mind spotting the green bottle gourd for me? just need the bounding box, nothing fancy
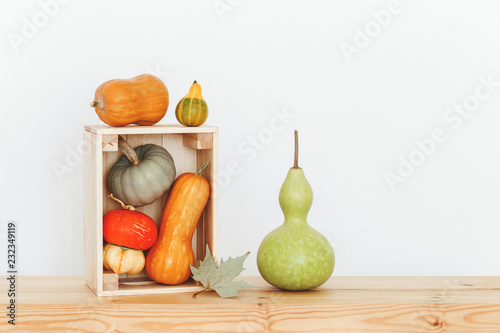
[257,130,335,291]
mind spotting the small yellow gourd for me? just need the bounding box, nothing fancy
[175,81,208,127]
[103,243,145,275]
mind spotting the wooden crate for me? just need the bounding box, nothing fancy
[84,125,218,296]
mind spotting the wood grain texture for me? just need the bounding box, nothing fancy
[183,133,214,149]
[101,134,118,151]
[83,131,94,290]
[197,132,218,260]
[1,277,500,332]
[94,134,104,293]
[102,270,118,291]
[85,124,218,135]
[84,131,103,293]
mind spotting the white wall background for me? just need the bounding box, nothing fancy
[1,0,499,277]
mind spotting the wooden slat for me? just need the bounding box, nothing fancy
[84,131,104,293]
[85,124,218,135]
[162,134,198,181]
[197,132,218,260]
[102,134,118,151]
[1,276,500,332]
[103,270,119,292]
[93,134,104,293]
[210,132,219,259]
[196,152,207,261]
[83,131,94,291]
[183,133,213,149]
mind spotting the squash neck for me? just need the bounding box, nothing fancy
[283,216,308,227]
[187,82,203,99]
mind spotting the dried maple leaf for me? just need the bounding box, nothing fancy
[190,245,254,298]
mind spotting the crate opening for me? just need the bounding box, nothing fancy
[96,130,216,294]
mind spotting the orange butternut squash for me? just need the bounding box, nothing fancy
[91,74,169,127]
[145,163,210,285]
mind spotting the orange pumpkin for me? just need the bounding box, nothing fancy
[91,74,169,127]
[145,163,210,285]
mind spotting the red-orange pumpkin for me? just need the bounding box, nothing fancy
[103,195,158,251]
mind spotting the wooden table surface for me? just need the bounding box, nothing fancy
[1,276,500,332]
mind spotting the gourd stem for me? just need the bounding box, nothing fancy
[196,162,210,176]
[108,193,136,211]
[90,101,98,107]
[293,130,299,168]
[118,136,140,166]
[193,80,197,84]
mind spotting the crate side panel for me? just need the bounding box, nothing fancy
[93,134,104,292]
[210,132,219,259]
[84,131,95,290]
[85,131,103,293]
[196,132,219,260]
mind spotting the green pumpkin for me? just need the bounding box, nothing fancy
[107,137,176,207]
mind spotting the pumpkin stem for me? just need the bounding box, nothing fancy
[108,193,136,211]
[90,101,98,107]
[193,80,197,84]
[196,162,209,176]
[118,136,140,166]
[293,130,299,168]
